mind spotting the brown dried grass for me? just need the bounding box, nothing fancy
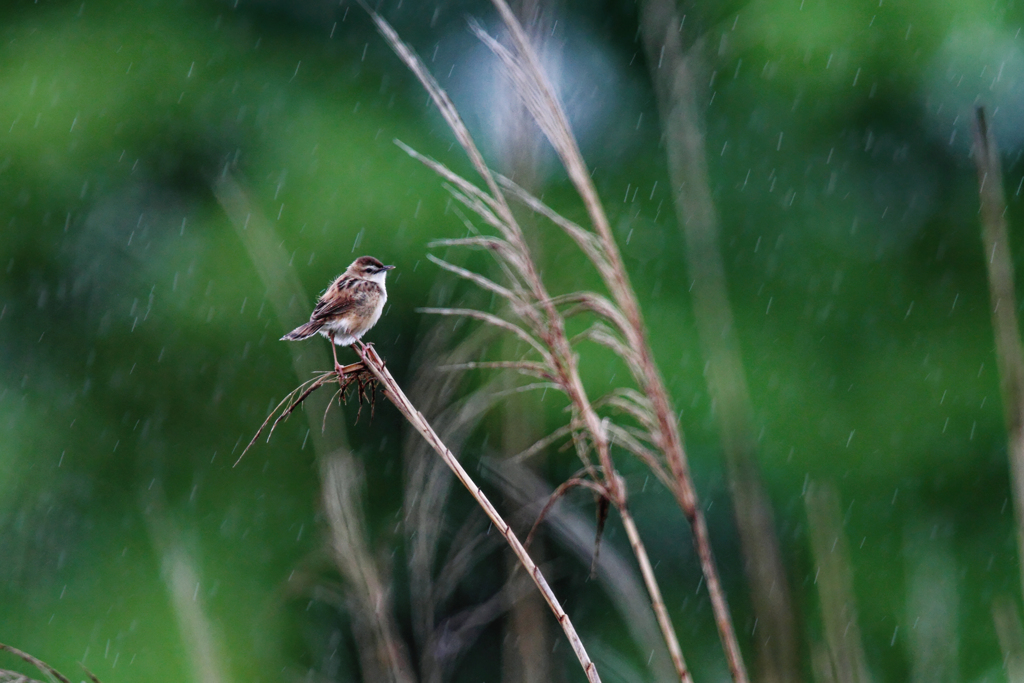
[363,1,750,681]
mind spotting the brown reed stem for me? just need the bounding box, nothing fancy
[322,455,416,683]
[616,487,692,683]
[366,4,621,513]
[804,482,871,683]
[366,4,734,679]
[972,107,1024,602]
[992,597,1024,683]
[0,643,74,683]
[638,1,798,680]
[358,346,601,683]
[485,2,749,679]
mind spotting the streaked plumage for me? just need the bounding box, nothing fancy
[282,255,395,372]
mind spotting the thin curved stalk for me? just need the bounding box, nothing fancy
[617,503,692,683]
[359,346,602,683]
[0,644,73,683]
[483,3,749,679]
[973,107,1024,603]
[365,4,718,681]
[418,307,550,359]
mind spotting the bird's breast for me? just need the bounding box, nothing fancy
[367,288,386,328]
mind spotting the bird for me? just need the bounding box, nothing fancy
[281,255,395,374]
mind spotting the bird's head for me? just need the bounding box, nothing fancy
[348,255,396,283]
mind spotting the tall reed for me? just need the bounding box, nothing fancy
[638,1,798,680]
[364,2,750,681]
[972,107,1024,602]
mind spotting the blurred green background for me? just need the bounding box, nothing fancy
[2,0,1022,681]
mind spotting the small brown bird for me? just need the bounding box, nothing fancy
[282,255,395,374]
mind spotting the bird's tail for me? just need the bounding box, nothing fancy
[281,321,323,341]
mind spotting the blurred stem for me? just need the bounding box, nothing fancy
[617,491,692,682]
[804,482,871,683]
[502,342,554,683]
[0,643,73,683]
[322,455,416,683]
[993,597,1024,683]
[503,552,553,683]
[489,461,678,681]
[904,519,959,683]
[638,2,800,682]
[213,173,414,683]
[971,108,1024,602]
[147,516,231,683]
[501,3,554,676]
[358,345,602,683]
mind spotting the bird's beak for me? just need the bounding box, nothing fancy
[382,265,396,271]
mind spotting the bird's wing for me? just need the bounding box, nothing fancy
[309,278,378,321]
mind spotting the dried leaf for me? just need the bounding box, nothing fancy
[525,476,608,551]
[497,175,611,275]
[548,291,632,340]
[509,424,574,463]
[437,360,555,382]
[604,422,672,488]
[591,494,610,579]
[0,644,72,683]
[419,307,549,359]
[426,254,519,303]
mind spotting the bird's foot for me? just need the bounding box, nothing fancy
[352,342,376,368]
[357,341,376,362]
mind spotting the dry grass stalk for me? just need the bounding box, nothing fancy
[992,597,1024,682]
[322,454,417,683]
[804,482,872,683]
[400,326,521,682]
[0,644,72,683]
[365,2,753,680]
[232,361,371,467]
[637,2,798,681]
[0,643,102,683]
[490,461,680,681]
[214,174,412,683]
[972,107,1024,601]
[356,344,601,683]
